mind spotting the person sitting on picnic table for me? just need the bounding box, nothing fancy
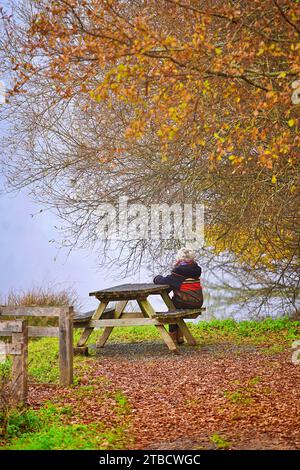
[153,247,203,344]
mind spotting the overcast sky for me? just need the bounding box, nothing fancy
[0,186,108,309]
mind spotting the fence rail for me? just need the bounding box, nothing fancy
[0,306,73,388]
[0,306,65,317]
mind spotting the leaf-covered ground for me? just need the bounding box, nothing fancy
[27,343,300,450]
[2,319,300,450]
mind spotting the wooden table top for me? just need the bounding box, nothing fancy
[89,283,170,301]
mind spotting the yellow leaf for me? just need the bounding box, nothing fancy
[288,119,295,127]
[271,175,277,184]
[215,48,222,55]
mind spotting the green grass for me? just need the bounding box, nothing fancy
[224,389,253,406]
[0,358,12,379]
[92,316,300,346]
[223,376,272,407]
[74,325,161,346]
[4,408,43,438]
[1,402,132,450]
[210,433,231,450]
[104,317,300,356]
[6,423,128,450]
[113,391,131,416]
[25,318,300,385]
[28,338,59,383]
[190,317,300,346]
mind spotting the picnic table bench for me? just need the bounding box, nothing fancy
[74,283,205,354]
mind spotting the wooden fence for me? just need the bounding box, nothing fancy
[0,320,28,403]
[0,306,73,388]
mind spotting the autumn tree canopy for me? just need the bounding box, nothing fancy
[0,0,299,313]
[2,0,300,165]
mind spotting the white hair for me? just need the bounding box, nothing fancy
[175,247,196,262]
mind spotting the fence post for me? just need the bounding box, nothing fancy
[59,306,73,386]
[11,319,28,404]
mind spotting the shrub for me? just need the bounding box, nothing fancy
[4,286,79,309]
[0,285,80,327]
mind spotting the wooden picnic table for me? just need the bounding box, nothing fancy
[75,283,204,354]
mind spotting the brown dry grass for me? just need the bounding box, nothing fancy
[0,286,80,326]
[4,286,78,308]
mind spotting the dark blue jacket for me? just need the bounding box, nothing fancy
[153,261,203,308]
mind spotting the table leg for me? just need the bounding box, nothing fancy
[138,298,179,353]
[160,291,184,344]
[137,298,156,318]
[176,318,197,346]
[160,290,175,310]
[77,301,108,347]
[155,325,180,353]
[96,300,128,348]
[160,292,197,346]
